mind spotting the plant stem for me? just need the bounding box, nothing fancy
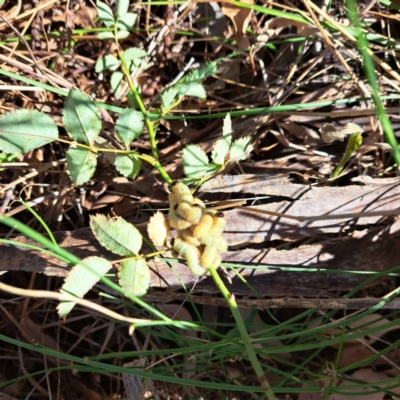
[208,266,276,398]
[118,51,172,184]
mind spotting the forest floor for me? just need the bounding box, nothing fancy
[1,0,400,399]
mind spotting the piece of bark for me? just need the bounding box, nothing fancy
[1,176,399,298]
[202,175,400,243]
[1,227,398,297]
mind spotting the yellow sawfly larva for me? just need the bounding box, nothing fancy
[179,227,201,247]
[192,213,214,238]
[173,238,207,276]
[176,202,202,224]
[170,181,193,205]
[210,211,226,236]
[199,234,228,252]
[200,245,222,269]
[192,198,206,210]
[168,206,192,230]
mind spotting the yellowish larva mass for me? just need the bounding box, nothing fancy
[167,182,227,275]
[173,238,207,276]
[179,227,201,247]
[192,213,214,238]
[171,181,193,204]
[168,206,191,229]
[199,234,228,252]
[176,202,202,224]
[200,245,221,269]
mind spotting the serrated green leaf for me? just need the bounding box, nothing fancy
[117,12,137,30]
[111,71,124,95]
[95,55,119,73]
[98,31,115,40]
[96,1,115,27]
[115,109,144,148]
[184,62,217,83]
[182,144,214,179]
[161,87,179,111]
[178,82,206,99]
[62,88,101,145]
[57,256,112,318]
[0,109,58,154]
[116,30,130,39]
[119,258,150,297]
[124,47,147,61]
[66,147,97,185]
[229,136,253,161]
[115,153,141,179]
[212,114,232,164]
[90,214,142,256]
[116,0,129,17]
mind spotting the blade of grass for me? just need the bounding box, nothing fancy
[346,0,400,169]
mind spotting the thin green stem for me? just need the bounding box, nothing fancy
[346,0,400,169]
[208,266,275,398]
[118,51,172,184]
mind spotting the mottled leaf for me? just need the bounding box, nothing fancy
[66,147,97,185]
[115,108,144,148]
[229,136,253,161]
[90,214,142,256]
[95,54,119,73]
[212,114,232,165]
[57,256,112,318]
[182,144,213,178]
[62,88,101,145]
[96,0,114,27]
[115,153,141,179]
[0,109,58,154]
[119,258,150,297]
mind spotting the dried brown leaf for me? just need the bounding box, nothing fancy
[319,122,363,143]
[147,211,169,247]
[221,0,254,49]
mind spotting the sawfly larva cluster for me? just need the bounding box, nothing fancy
[168,182,227,276]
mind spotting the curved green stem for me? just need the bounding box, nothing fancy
[208,266,275,398]
[118,50,172,184]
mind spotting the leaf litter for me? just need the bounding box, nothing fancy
[1,0,400,398]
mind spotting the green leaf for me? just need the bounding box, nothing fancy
[96,1,115,27]
[90,214,143,256]
[115,108,144,149]
[115,108,144,148]
[66,147,97,185]
[116,0,129,17]
[175,62,217,100]
[182,144,214,179]
[98,31,115,40]
[110,71,124,96]
[117,12,137,30]
[115,153,141,179]
[229,137,253,161]
[0,109,58,154]
[57,256,112,318]
[184,62,217,83]
[95,55,119,73]
[124,47,147,61]
[62,88,102,145]
[331,132,363,180]
[119,258,150,297]
[212,114,232,164]
[178,82,206,99]
[116,30,130,39]
[161,87,179,111]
